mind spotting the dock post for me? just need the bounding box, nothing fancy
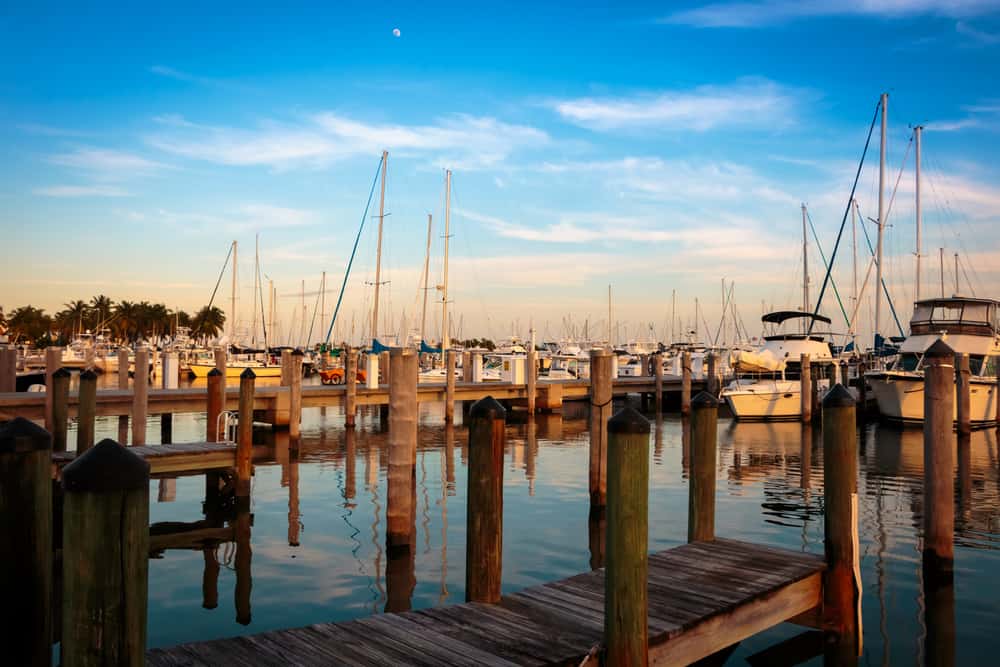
[821,384,859,643]
[706,352,717,395]
[688,392,718,542]
[800,354,812,424]
[77,368,98,453]
[62,439,149,667]
[445,348,456,423]
[381,350,391,386]
[161,351,178,443]
[52,367,71,452]
[955,352,971,436]
[589,348,614,508]
[118,348,130,442]
[345,346,357,427]
[132,347,149,446]
[526,346,537,414]
[387,348,418,553]
[202,547,219,609]
[0,346,16,392]
[924,340,955,573]
[206,368,223,442]
[653,352,663,412]
[466,396,506,603]
[681,351,692,416]
[0,418,52,667]
[290,349,304,438]
[279,348,292,386]
[857,360,867,412]
[605,407,650,667]
[462,350,472,382]
[234,510,252,625]
[236,368,256,500]
[44,346,61,431]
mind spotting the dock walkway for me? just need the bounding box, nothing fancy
[52,442,237,477]
[147,538,824,666]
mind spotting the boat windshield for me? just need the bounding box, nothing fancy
[895,353,921,372]
[911,301,996,334]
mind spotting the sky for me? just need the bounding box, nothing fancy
[3,1,1000,346]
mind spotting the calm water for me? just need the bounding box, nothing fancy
[69,385,1000,665]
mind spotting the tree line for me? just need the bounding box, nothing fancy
[0,295,226,346]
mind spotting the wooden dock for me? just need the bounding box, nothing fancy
[146,538,824,666]
[51,442,238,478]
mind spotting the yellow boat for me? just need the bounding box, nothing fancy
[188,362,283,378]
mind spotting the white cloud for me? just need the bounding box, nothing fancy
[49,147,169,178]
[925,100,1000,132]
[662,1,1000,29]
[131,204,320,233]
[34,185,130,197]
[550,79,800,132]
[145,112,548,170]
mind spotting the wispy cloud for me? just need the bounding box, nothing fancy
[17,123,91,137]
[925,99,1000,132]
[49,147,169,177]
[34,185,130,198]
[131,203,320,233]
[956,19,1000,44]
[145,112,548,170]
[662,1,1000,28]
[550,79,801,132]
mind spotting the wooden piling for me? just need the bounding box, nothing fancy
[445,348,456,423]
[380,350,391,386]
[678,352,692,416]
[62,439,149,667]
[923,340,955,572]
[118,349,130,443]
[688,392,718,543]
[857,360,867,411]
[345,346,357,427]
[821,384,859,641]
[290,349,304,438]
[77,368,98,453]
[0,418,53,666]
[462,350,473,383]
[589,349,614,508]
[387,348,418,553]
[236,368,256,499]
[653,352,663,412]
[0,346,16,392]
[45,346,61,431]
[160,351,178,443]
[52,367,71,452]
[202,547,219,610]
[234,510,252,625]
[706,352,717,395]
[280,349,292,386]
[955,352,971,436]
[800,354,812,424]
[465,396,506,603]
[605,407,650,667]
[132,347,149,446]
[526,346,537,414]
[206,368,223,442]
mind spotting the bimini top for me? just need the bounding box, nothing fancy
[761,311,832,326]
[910,296,999,337]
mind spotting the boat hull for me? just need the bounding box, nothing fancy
[189,363,283,378]
[723,385,802,421]
[869,372,998,425]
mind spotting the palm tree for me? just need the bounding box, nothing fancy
[89,294,114,330]
[191,306,226,340]
[7,306,53,345]
[114,301,139,342]
[62,299,89,337]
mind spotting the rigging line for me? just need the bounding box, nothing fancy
[257,261,268,350]
[857,207,906,337]
[805,208,851,328]
[883,132,914,227]
[325,155,385,345]
[305,274,324,349]
[809,98,880,335]
[206,242,234,311]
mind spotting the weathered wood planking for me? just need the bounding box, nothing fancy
[0,377,705,421]
[147,539,824,667]
[52,442,238,478]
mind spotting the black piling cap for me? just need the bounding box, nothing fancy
[924,339,954,359]
[62,438,150,493]
[80,368,98,381]
[691,391,719,409]
[208,368,222,377]
[0,417,53,453]
[608,406,650,434]
[292,348,304,357]
[470,395,506,421]
[240,368,257,380]
[822,383,856,408]
[52,367,71,379]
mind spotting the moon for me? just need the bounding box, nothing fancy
[392,28,401,37]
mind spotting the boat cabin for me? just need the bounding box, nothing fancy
[892,297,1000,376]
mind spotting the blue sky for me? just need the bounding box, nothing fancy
[3,1,1000,345]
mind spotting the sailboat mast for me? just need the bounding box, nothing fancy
[372,150,388,342]
[320,271,327,338]
[268,280,274,346]
[915,125,923,301]
[671,289,676,343]
[954,253,959,295]
[607,284,612,347]
[801,203,809,318]
[230,239,238,341]
[441,170,452,353]
[940,247,945,297]
[252,235,260,347]
[421,214,432,344]
[851,199,858,337]
[875,92,888,346]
